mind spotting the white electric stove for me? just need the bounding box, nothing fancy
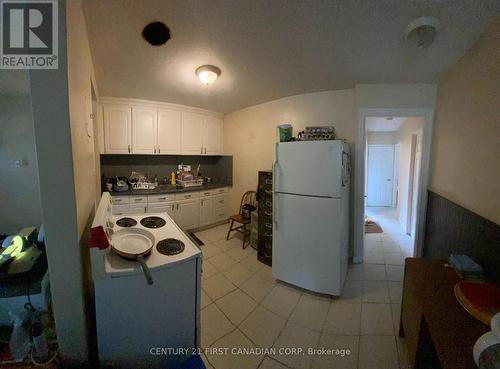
[90,192,202,368]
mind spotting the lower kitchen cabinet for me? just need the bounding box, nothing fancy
[175,199,200,230]
[199,197,214,227]
[129,204,147,214]
[147,202,176,220]
[110,187,229,230]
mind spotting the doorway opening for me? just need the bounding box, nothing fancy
[363,116,426,258]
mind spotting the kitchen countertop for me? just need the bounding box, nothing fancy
[108,182,232,196]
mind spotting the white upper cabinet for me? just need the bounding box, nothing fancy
[203,116,223,155]
[101,98,223,156]
[181,112,204,155]
[104,105,132,154]
[157,109,181,154]
[132,107,157,154]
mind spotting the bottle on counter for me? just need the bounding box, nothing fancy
[171,172,176,185]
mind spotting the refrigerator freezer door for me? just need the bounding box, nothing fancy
[275,141,343,198]
[272,193,346,295]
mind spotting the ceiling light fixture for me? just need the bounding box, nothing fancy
[196,65,221,85]
[406,16,440,49]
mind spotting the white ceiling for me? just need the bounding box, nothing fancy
[82,1,500,113]
[366,117,407,132]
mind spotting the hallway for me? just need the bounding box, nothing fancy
[365,206,413,256]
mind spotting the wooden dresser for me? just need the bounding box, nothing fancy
[400,258,489,369]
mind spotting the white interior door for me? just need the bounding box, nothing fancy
[104,105,131,154]
[132,107,157,154]
[203,116,223,155]
[181,112,204,155]
[157,109,181,154]
[367,145,395,207]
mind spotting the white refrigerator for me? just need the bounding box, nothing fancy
[272,140,350,296]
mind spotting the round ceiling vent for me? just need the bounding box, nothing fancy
[142,22,170,46]
[406,16,440,49]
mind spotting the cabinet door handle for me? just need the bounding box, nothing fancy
[158,147,161,154]
[154,147,156,154]
[158,197,166,200]
[200,147,203,154]
[204,147,207,155]
[176,203,179,210]
[201,199,204,206]
[128,144,131,153]
[171,204,175,211]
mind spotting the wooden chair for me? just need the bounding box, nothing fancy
[226,191,257,249]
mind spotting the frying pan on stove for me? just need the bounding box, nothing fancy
[110,228,154,285]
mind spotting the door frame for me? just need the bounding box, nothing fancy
[366,144,395,207]
[407,130,423,237]
[393,143,400,208]
[353,108,434,263]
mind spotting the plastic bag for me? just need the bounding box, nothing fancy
[8,312,31,362]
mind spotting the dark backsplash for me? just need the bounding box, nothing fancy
[423,191,500,281]
[100,154,233,185]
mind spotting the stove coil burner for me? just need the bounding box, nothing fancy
[116,217,137,227]
[140,216,166,229]
[156,238,185,256]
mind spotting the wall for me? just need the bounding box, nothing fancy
[395,118,424,231]
[66,0,101,362]
[355,84,437,110]
[430,18,500,225]
[100,154,233,186]
[0,84,43,233]
[29,0,89,364]
[223,89,356,214]
[67,0,100,238]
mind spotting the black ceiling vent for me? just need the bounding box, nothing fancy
[142,22,170,46]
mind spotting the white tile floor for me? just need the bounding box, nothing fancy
[194,207,413,369]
